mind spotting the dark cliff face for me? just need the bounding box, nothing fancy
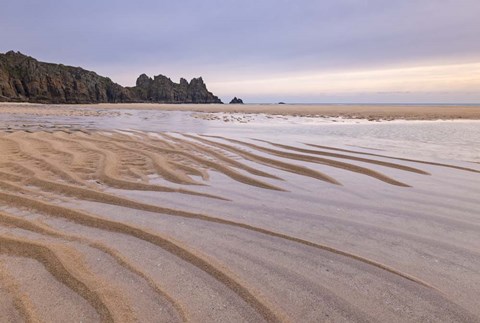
[0,51,132,103]
[0,51,222,104]
[129,74,222,104]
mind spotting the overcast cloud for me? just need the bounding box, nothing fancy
[1,0,479,102]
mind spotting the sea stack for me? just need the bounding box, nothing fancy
[229,97,244,104]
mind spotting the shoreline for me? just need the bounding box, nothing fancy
[1,102,480,120]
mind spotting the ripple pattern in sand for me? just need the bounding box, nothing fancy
[0,130,479,322]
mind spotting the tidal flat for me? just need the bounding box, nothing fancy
[0,103,479,322]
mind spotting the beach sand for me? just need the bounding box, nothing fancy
[0,104,479,322]
[2,102,480,120]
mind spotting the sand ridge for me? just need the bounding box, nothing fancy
[0,129,479,322]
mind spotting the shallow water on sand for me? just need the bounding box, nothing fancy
[1,108,479,162]
[0,106,479,322]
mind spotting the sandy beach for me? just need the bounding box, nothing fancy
[2,102,480,120]
[82,103,480,120]
[0,104,479,322]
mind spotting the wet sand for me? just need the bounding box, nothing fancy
[0,105,479,322]
[70,103,480,120]
[2,102,480,120]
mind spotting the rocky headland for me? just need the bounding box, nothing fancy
[0,51,222,104]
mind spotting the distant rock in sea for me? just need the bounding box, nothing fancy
[278,102,286,104]
[0,51,222,104]
[229,97,244,104]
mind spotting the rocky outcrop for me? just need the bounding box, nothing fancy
[129,74,222,103]
[0,51,132,103]
[0,51,222,104]
[229,97,244,104]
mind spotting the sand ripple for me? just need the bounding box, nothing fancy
[0,130,478,322]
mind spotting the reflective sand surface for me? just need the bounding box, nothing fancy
[0,105,479,322]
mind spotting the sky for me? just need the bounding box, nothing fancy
[1,0,480,103]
